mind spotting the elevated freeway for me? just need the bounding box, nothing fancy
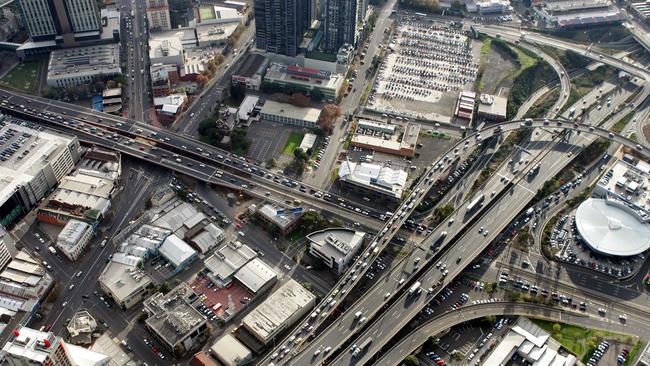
[476,25,650,81]
[374,301,650,366]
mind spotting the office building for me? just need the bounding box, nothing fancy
[0,325,110,365]
[260,100,321,128]
[254,0,311,56]
[146,0,171,31]
[308,228,365,274]
[264,63,344,99]
[143,283,208,356]
[46,44,121,87]
[324,0,360,51]
[241,279,315,345]
[476,94,508,122]
[351,120,420,157]
[99,261,153,309]
[231,53,269,90]
[18,0,101,42]
[0,228,16,271]
[56,219,92,261]
[0,250,54,307]
[256,203,304,236]
[0,120,80,228]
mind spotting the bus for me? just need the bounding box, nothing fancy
[466,194,485,213]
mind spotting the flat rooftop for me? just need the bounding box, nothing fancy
[144,284,206,347]
[98,261,152,304]
[338,161,408,199]
[242,279,315,342]
[307,228,365,260]
[597,159,650,212]
[260,100,321,124]
[265,62,343,91]
[47,44,121,80]
[257,204,303,229]
[0,121,75,204]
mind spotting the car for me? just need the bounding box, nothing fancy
[76,271,83,277]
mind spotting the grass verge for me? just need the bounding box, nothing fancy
[0,60,43,94]
[282,132,304,155]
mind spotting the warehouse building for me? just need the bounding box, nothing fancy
[210,334,252,366]
[46,44,121,87]
[144,283,208,355]
[260,100,322,128]
[241,279,315,345]
[233,258,277,294]
[158,234,198,273]
[535,0,622,28]
[204,240,257,288]
[337,160,408,201]
[0,120,80,228]
[308,228,365,274]
[56,219,93,261]
[482,317,576,365]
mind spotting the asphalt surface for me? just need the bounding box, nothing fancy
[375,301,650,366]
[121,0,149,122]
[301,65,649,365]
[19,161,169,365]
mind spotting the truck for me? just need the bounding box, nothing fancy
[525,207,534,216]
[48,246,57,255]
[466,194,485,213]
[408,281,422,295]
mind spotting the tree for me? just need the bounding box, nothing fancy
[318,104,342,133]
[552,323,562,333]
[196,74,209,86]
[159,282,172,294]
[403,355,420,366]
[230,84,245,102]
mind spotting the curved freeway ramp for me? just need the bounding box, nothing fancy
[371,302,643,366]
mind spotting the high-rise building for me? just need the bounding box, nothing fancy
[0,326,110,365]
[1,326,72,365]
[324,0,360,51]
[17,0,101,43]
[357,0,368,24]
[254,0,311,57]
[0,227,16,271]
[146,0,171,31]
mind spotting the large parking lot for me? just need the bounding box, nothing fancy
[367,21,479,121]
[247,121,303,164]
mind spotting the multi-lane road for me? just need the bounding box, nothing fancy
[375,301,650,366]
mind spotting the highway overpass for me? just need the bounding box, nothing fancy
[373,302,648,366]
